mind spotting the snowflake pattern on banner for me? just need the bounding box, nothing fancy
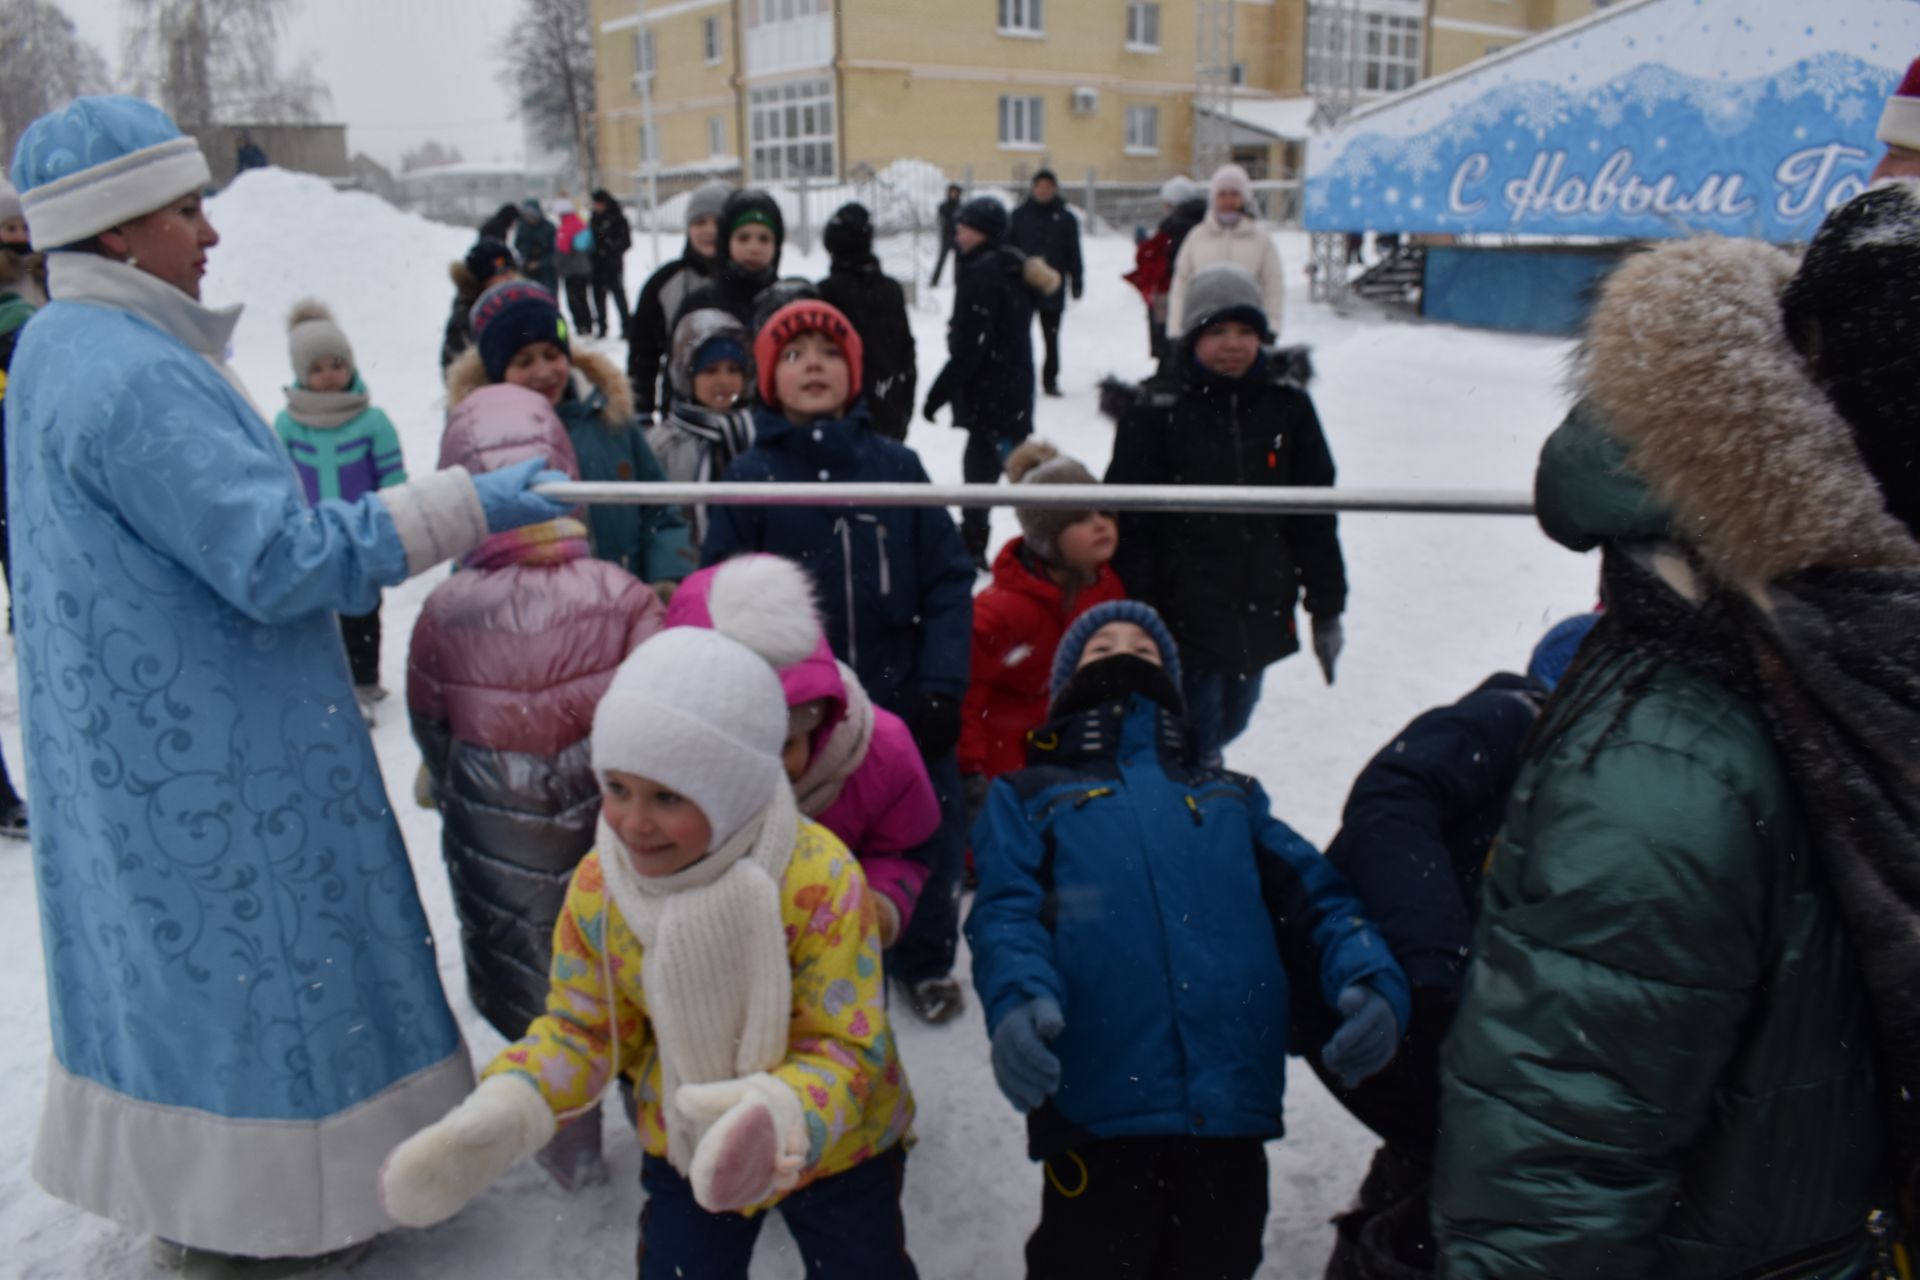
[1306,55,1897,242]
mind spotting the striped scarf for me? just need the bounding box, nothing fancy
[461,517,591,570]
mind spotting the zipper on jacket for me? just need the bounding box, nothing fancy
[834,516,859,671]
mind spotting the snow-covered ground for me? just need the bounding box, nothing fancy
[3,170,1596,1278]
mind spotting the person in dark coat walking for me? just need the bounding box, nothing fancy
[627,179,730,417]
[513,197,558,293]
[479,201,521,244]
[924,195,1061,566]
[674,187,785,338]
[587,189,632,338]
[441,238,518,373]
[1007,170,1082,397]
[929,182,962,286]
[1303,614,1598,1280]
[818,201,916,441]
[1103,263,1346,769]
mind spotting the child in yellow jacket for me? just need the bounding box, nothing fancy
[380,627,917,1278]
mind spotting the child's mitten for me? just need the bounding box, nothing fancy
[990,996,1065,1113]
[678,1072,808,1213]
[379,1075,557,1227]
[1321,983,1400,1087]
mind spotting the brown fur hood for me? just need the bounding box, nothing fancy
[1579,235,1920,586]
[445,345,635,426]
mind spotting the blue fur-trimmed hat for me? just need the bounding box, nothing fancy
[470,279,568,382]
[10,96,210,250]
[1527,612,1600,690]
[1051,600,1182,695]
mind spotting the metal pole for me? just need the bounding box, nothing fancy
[534,480,1534,517]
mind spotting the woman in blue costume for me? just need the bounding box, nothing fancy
[7,97,570,1265]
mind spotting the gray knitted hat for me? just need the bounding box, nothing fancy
[1007,439,1100,564]
[287,299,353,381]
[1182,263,1271,340]
[686,180,732,228]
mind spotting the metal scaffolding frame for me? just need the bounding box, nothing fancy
[1192,0,1238,178]
[1308,0,1364,308]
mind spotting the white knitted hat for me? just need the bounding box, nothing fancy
[591,628,788,848]
[287,299,353,379]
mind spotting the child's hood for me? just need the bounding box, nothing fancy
[445,345,634,428]
[667,307,748,402]
[439,382,582,481]
[666,556,850,730]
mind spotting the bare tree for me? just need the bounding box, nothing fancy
[497,0,598,186]
[0,0,113,165]
[401,140,466,174]
[122,0,331,127]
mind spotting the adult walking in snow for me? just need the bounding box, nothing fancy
[1007,169,1082,397]
[1166,164,1285,342]
[588,187,633,338]
[6,96,571,1268]
[554,197,595,337]
[513,196,558,293]
[818,201,917,440]
[929,181,962,286]
[1124,175,1205,362]
[1435,188,1920,1278]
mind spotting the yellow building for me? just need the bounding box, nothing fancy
[589,0,1605,197]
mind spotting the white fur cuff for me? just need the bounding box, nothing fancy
[379,466,488,577]
[1881,97,1920,152]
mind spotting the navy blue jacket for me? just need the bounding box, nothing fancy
[926,242,1038,441]
[1324,672,1545,992]
[702,402,974,712]
[968,694,1411,1159]
[1008,196,1082,315]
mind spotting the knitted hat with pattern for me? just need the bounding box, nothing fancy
[753,298,864,409]
[470,279,569,382]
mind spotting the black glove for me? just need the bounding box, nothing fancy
[1311,615,1345,686]
[904,691,962,759]
[1071,280,1084,301]
[922,399,942,424]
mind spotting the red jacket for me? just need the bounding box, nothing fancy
[959,537,1127,779]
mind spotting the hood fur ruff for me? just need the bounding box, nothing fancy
[1580,236,1920,586]
[444,345,634,426]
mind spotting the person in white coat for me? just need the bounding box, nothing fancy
[1166,164,1285,341]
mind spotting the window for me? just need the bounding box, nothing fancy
[748,77,835,180]
[634,29,656,78]
[703,15,722,63]
[708,114,727,156]
[745,0,827,26]
[998,0,1043,36]
[1306,2,1422,96]
[1126,1,1160,49]
[998,94,1045,148]
[1125,104,1160,154]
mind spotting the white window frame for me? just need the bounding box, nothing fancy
[707,114,727,156]
[745,0,826,27]
[997,0,1044,38]
[703,15,723,64]
[1306,0,1423,97]
[998,94,1046,150]
[1124,103,1160,155]
[748,77,836,180]
[1125,2,1161,51]
[634,29,656,80]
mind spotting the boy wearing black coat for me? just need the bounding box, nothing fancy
[818,202,917,441]
[587,189,632,339]
[627,179,729,417]
[1104,263,1347,768]
[1007,169,1082,397]
[924,195,1062,566]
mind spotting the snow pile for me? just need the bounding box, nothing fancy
[1,173,1595,1278]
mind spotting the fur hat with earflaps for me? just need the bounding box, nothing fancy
[1006,440,1100,566]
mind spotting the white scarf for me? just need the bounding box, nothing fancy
[597,782,799,1171]
[792,660,875,817]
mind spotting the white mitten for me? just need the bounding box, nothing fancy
[677,1072,808,1213]
[379,1074,558,1228]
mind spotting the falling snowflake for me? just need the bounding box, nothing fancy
[1776,52,1872,110]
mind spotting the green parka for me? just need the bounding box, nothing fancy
[1434,245,1886,1280]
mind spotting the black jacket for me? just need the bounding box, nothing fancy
[589,202,632,273]
[818,257,917,441]
[1103,350,1346,675]
[1162,195,1208,265]
[513,216,558,292]
[937,195,961,237]
[926,242,1045,441]
[626,246,716,415]
[1008,196,1082,314]
[1323,672,1545,993]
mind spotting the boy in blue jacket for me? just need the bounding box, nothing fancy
[704,298,978,1024]
[967,599,1409,1280]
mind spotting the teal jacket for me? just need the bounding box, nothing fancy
[272,374,406,505]
[1433,407,1881,1279]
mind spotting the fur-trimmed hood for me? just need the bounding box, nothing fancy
[1575,236,1920,586]
[444,345,634,427]
[1097,344,1314,423]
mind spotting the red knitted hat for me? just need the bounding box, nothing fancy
[754,299,863,410]
[1882,56,1920,152]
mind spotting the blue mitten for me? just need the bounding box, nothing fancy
[991,997,1065,1113]
[472,456,572,534]
[1321,984,1400,1087]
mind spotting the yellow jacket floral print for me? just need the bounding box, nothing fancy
[483,819,913,1209]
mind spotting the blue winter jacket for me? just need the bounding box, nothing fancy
[702,402,975,712]
[1324,672,1545,992]
[967,694,1411,1159]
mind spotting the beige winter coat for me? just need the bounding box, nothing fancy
[1166,211,1286,339]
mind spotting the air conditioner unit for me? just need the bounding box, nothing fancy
[1071,86,1099,115]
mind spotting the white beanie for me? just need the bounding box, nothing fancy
[1211,163,1252,204]
[1159,174,1197,205]
[591,628,789,848]
[287,299,353,379]
[0,182,22,226]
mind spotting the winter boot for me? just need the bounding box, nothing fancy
[900,975,965,1024]
[153,1238,374,1278]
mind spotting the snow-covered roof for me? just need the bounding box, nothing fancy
[1199,96,1320,142]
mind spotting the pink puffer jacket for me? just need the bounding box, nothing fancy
[409,384,666,1037]
[668,556,937,936]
